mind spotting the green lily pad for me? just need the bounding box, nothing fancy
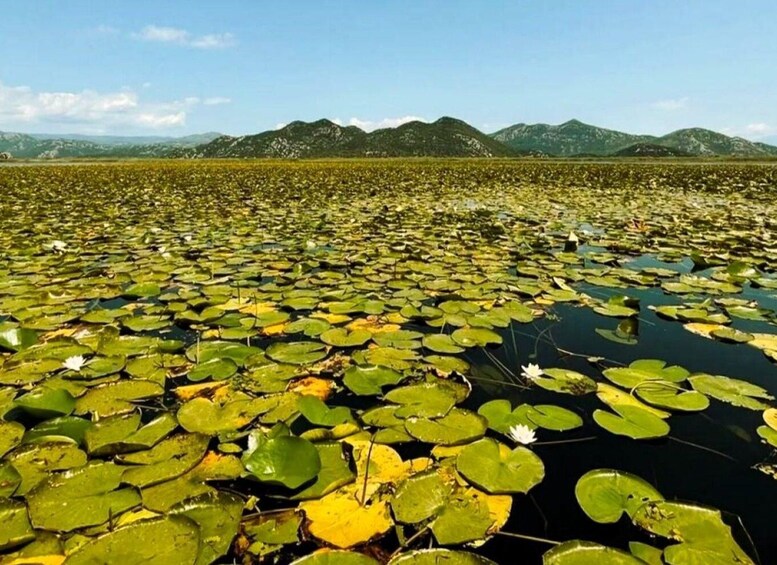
[593,405,670,439]
[243,435,321,489]
[526,405,583,431]
[187,357,238,382]
[185,340,262,365]
[242,510,302,558]
[298,395,354,427]
[543,541,646,564]
[373,330,424,349]
[64,516,200,565]
[169,491,243,565]
[384,382,459,419]
[689,374,773,410]
[405,408,487,445]
[292,551,379,565]
[0,420,25,457]
[430,492,493,545]
[421,333,465,354]
[15,387,76,419]
[27,461,141,532]
[532,369,597,395]
[177,395,273,435]
[320,327,372,347]
[635,381,709,412]
[603,359,690,388]
[632,501,754,564]
[343,364,404,396]
[451,327,503,348]
[477,399,533,433]
[120,433,209,487]
[0,462,22,497]
[457,438,544,494]
[0,499,34,550]
[0,326,38,352]
[75,379,164,417]
[7,442,87,495]
[575,469,664,523]
[390,549,497,564]
[391,469,452,524]
[266,341,328,365]
[293,441,356,500]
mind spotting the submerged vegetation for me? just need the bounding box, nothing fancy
[0,160,776,564]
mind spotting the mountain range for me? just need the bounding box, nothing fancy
[2,119,776,159]
[0,131,222,159]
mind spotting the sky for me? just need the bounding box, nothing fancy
[1,1,776,142]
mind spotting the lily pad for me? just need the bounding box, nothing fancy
[575,469,664,523]
[457,438,544,494]
[343,364,404,396]
[688,374,773,411]
[543,541,646,564]
[593,405,670,440]
[64,516,200,564]
[451,328,503,348]
[243,435,321,488]
[27,461,141,531]
[405,408,488,445]
[266,341,328,365]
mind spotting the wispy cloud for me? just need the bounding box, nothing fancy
[203,97,232,106]
[0,81,227,132]
[94,24,120,35]
[745,123,773,136]
[133,25,236,49]
[651,97,689,111]
[336,116,426,132]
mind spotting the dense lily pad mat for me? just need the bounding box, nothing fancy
[0,160,776,563]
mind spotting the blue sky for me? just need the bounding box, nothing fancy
[1,1,776,141]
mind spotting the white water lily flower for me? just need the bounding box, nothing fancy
[305,240,317,249]
[521,363,544,381]
[62,355,86,372]
[50,240,68,252]
[508,424,537,445]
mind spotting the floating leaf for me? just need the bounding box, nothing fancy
[451,328,503,348]
[405,408,488,445]
[0,500,34,550]
[543,541,646,564]
[689,374,773,410]
[343,364,404,396]
[64,516,199,564]
[320,328,372,347]
[27,462,141,532]
[391,469,452,524]
[297,395,354,427]
[593,405,670,439]
[169,491,243,565]
[384,382,459,419]
[243,435,321,489]
[533,369,597,395]
[266,342,328,365]
[456,438,544,494]
[575,469,664,523]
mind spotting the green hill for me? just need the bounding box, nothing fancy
[192,117,516,158]
[491,120,777,157]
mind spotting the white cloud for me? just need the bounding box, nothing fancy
[651,97,689,111]
[746,123,772,135]
[0,81,216,132]
[344,116,426,132]
[274,122,287,130]
[133,25,235,49]
[95,24,120,35]
[203,96,231,106]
